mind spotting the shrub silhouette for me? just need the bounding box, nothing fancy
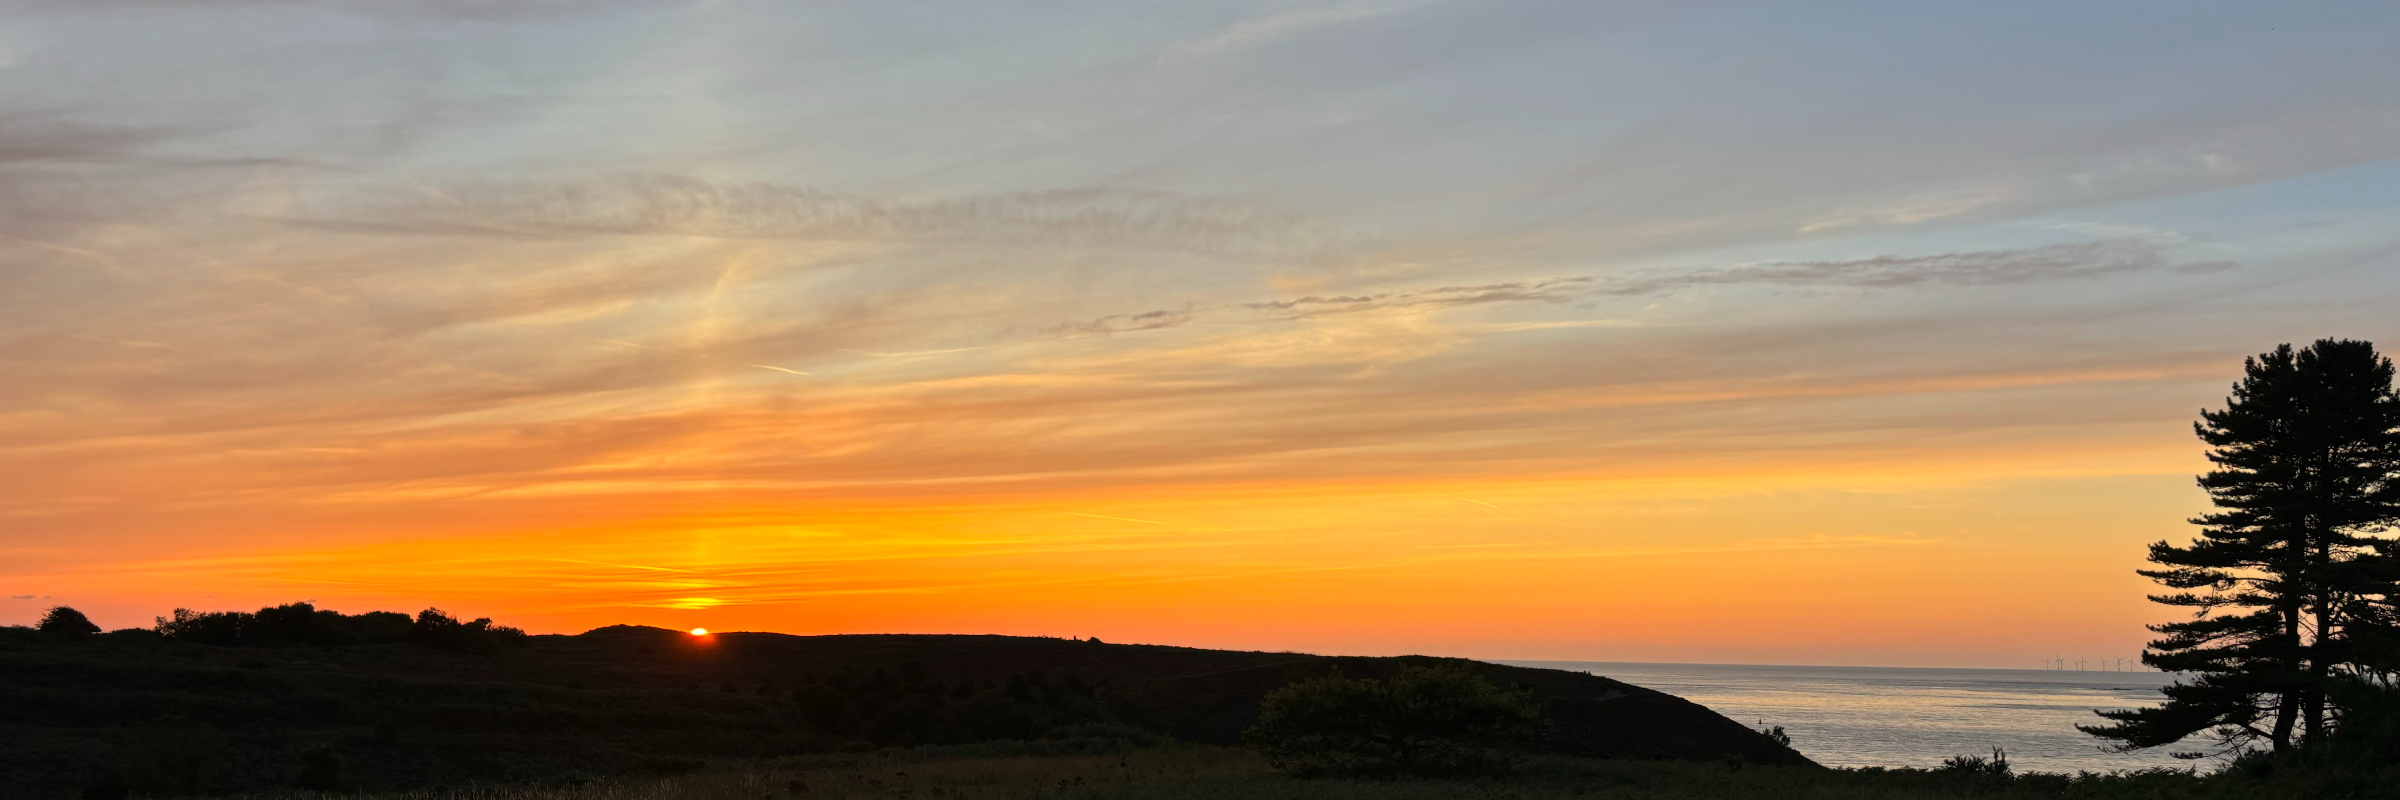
[406,608,526,655]
[154,602,524,652]
[346,610,414,643]
[1757,724,1793,748]
[38,606,101,639]
[1937,747,2012,776]
[155,608,254,645]
[1245,663,1537,777]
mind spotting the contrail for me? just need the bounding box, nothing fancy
[590,338,809,375]
[852,346,990,358]
[0,234,140,278]
[748,363,810,375]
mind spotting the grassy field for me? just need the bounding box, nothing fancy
[203,744,2279,800]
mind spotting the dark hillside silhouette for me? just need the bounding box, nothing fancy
[1246,664,1539,776]
[0,609,1808,797]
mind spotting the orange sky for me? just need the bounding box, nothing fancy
[5,2,2400,668]
[5,361,2222,667]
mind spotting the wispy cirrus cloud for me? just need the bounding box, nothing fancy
[1064,240,2228,331]
[1592,241,2227,295]
[1244,277,1595,317]
[1049,308,1197,336]
[286,175,1350,261]
[1160,0,1437,63]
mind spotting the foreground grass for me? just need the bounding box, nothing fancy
[207,744,2315,800]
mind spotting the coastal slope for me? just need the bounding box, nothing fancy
[0,625,1810,797]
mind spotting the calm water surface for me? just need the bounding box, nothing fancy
[1501,661,2192,773]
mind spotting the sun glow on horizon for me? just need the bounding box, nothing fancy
[689,628,709,636]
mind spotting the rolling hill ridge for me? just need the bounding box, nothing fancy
[0,620,1811,797]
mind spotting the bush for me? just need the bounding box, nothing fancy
[38,606,101,639]
[408,608,526,655]
[1245,663,1537,777]
[155,608,251,645]
[1758,724,1793,748]
[1937,747,2011,777]
[347,610,415,643]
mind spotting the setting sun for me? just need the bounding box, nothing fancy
[689,628,709,636]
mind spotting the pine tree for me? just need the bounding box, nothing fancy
[2082,340,2400,754]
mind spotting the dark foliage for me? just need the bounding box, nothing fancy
[2193,678,2400,798]
[37,607,101,639]
[406,608,528,654]
[795,662,1112,747]
[2085,339,2400,755]
[1757,724,1792,748]
[152,602,519,654]
[1936,747,2011,777]
[1245,663,1538,777]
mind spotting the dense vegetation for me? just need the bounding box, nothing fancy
[38,606,103,639]
[149,603,526,654]
[1245,664,1536,776]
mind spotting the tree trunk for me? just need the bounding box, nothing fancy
[2302,584,2332,743]
[2271,683,2298,751]
[2302,492,2332,744]
[2272,602,2302,752]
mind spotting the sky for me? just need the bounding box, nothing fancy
[3,0,2398,668]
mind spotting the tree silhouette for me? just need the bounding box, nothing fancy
[2083,339,2400,754]
[406,608,526,655]
[37,606,101,639]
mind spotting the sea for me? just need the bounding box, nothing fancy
[1499,661,2195,774]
